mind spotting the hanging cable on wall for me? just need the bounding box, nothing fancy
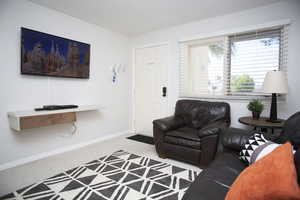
[71,122,77,135]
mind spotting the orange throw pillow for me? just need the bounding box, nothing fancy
[225,143,300,200]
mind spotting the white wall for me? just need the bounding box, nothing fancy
[0,0,132,166]
[132,0,300,128]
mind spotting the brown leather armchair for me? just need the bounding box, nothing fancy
[153,99,230,167]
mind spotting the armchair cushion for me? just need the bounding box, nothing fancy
[198,127,220,138]
[165,127,201,149]
[166,127,200,141]
[198,121,228,138]
[153,116,184,132]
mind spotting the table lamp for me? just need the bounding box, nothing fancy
[262,71,288,123]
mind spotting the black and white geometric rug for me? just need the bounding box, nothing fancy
[1,150,199,200]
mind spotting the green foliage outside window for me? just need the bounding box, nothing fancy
[231,75,255,93]
[209,43,224,57]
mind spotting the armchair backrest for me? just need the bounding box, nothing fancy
[174,99,230,129]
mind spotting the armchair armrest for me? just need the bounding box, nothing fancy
[153,116,185,132]
[153,116,184,156]
[197,121,228,138]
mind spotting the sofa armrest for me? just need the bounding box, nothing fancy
[222,128,253,151]
[152,116,184,132]
[197,121,228,138]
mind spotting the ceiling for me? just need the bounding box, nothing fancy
[29,0,282,36]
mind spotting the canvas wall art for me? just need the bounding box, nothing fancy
[21,28,90,78]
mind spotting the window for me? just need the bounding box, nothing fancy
[179,25,289,99]
[180,37,225,97]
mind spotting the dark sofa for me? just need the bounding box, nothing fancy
[182,128,252,200]
[183,112,300,200]
[153,99,230,167]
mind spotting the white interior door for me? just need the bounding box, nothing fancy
[134,44,168,136]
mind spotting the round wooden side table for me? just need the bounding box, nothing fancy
[238,116,285,133]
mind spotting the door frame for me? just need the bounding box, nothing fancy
[132,42,170,134]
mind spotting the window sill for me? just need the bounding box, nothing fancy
[179,95,286,102]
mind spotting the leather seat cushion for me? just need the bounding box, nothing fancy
[206,153,246,186]
[166,127,200,141]
[182,176,229,200]
[183,153,247,200]
[165,127,201,149]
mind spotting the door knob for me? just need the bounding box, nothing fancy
[162,87,167,97]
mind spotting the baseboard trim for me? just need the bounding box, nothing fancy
[0,130,131,171]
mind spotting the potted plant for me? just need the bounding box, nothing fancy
[247,99,264,120]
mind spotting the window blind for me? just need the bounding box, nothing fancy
[227,28,281,95]
[179,24,289,99]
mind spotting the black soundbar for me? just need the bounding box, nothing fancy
[34,105,78,111]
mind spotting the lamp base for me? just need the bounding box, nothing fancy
[268,93,279,123]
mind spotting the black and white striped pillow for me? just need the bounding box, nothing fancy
[239,133,280,165]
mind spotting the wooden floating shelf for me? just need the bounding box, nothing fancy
[8,105,99,131]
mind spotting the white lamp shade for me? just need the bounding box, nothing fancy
[262,71,288,94]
